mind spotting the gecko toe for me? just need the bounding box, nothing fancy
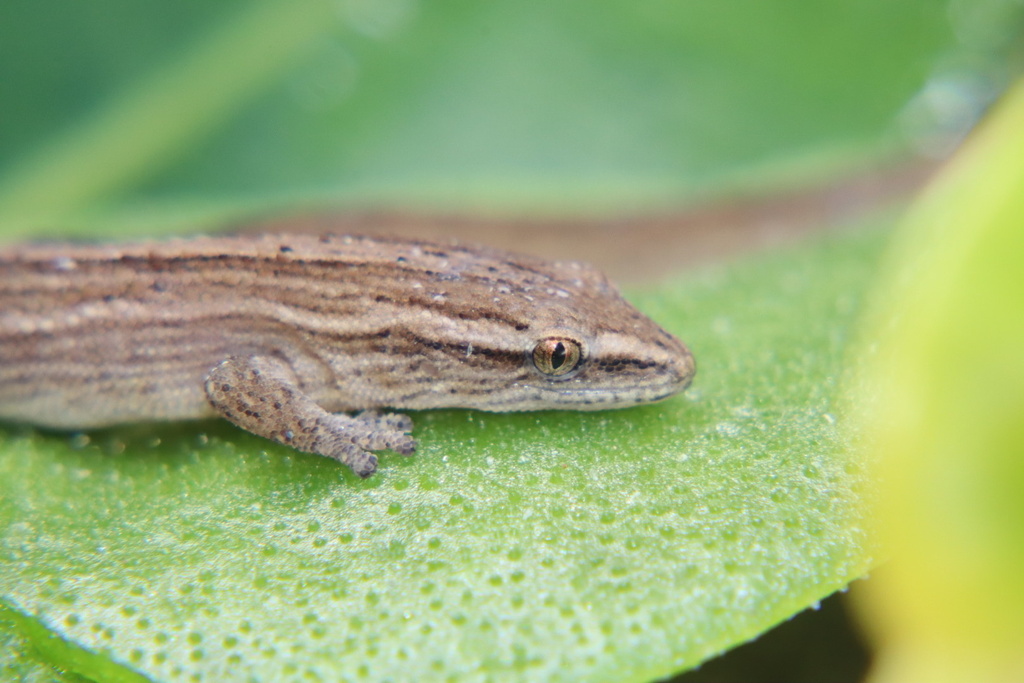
[352,452,378,478]
[389,414,414,432]
[394,437,417,456]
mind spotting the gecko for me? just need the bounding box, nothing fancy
[0,233,695,477]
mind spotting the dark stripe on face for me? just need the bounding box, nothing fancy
[593,356,660,370]
[403,332,525,369]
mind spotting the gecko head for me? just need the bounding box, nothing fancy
[491,320,695,411]
[460,276,696,412]
[379,245,695,413]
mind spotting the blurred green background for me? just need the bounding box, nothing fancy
[1,0,1019,236]
[1,1,1023,682]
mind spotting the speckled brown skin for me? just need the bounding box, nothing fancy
[0,233,695,476]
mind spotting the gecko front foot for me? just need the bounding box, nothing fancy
[204,355,417,477]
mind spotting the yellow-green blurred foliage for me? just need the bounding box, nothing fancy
[856,80,1024,683]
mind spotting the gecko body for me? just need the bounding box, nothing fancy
[0,234,695,476]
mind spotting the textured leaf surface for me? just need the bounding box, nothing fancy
[0,225,883,682]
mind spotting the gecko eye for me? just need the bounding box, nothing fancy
[533,337,583,377]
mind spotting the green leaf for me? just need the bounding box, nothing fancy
[1,224,883,681]
[0,605,114,683]
[0,605,79,683]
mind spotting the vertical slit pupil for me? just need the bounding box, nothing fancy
[551,342,567,369]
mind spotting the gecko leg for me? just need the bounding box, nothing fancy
[204,355,416,477]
